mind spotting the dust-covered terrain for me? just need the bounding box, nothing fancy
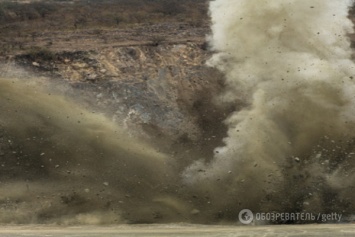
[1,224,355,237]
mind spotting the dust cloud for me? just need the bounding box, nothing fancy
[183,0,355,222]
[2,0,355,225]
[0,76,191,224]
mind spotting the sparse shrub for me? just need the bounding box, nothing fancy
[25,47,56,61]
[150,35,166,46]
[156,0,184,16]
[114,15,121,26]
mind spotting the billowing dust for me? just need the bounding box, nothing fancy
[1,0,355,224]
[183,0,355,222]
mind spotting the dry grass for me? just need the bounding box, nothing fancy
[0,0,208,35]
[0,0,209,57]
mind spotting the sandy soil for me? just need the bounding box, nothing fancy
[0,224,355,236]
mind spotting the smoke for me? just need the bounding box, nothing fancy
[0,76,195,224]
[2,0,355,225]
[183,0,355,222]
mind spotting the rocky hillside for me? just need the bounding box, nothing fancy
[0,0,234,159]
[2,29,234,162]
[2,0,355,156]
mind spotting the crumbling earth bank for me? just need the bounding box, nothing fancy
[12,42,230,156]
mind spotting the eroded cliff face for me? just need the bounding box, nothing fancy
[0,37,236,224]
[9,41,231,159]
